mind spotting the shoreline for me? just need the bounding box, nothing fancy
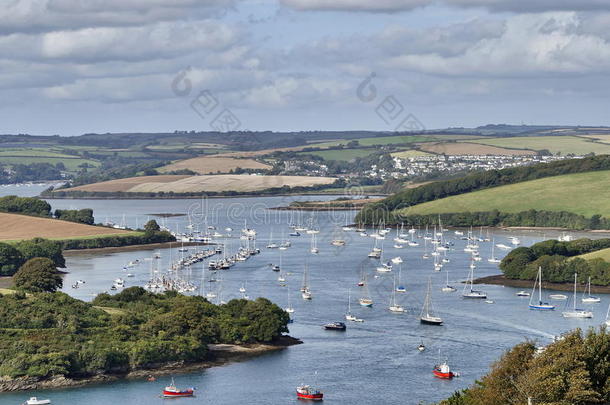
[473,274,610,294]
[63,241,212,255]
[0,336,302,393]
[270,206,361,211]
[41,192,359,200]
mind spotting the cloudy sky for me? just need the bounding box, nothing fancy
[2,0,610,135]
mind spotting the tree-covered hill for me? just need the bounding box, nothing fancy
[0,288,289,382]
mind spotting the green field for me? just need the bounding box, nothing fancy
[390,149,433,158]
[578,247,610,262]
[464,136,610,155]
[309,134,478,149]
[0,156,99,170]
[298,148,377,161]
[399,170,610,218]
[0,148,76,158]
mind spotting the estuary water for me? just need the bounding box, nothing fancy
[1,193,609,405]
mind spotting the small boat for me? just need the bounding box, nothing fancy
[391,256,403,264]
[296,385,323,401]
[433,361,455,379]
[323,322,346,331]
[23,398,51,405]
[420,278,443,325]
[549,294,568,300]
[485,299,495,304]
[582,276,601,303]
[162,378,195,398]
[396,264,406,292]
[441,269,456,293]
[388,278,404,313]
[345,289,364,322]
[359,276,373,307]
[331,239,346,247]
[301,265,312,300]
[418,342,426,352]
[563,273,593,318]
[462,260,486,299]
[529,267,555,311]
[516,290,530,297]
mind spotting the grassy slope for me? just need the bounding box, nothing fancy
[578,247,610,262]
[298,148,377,161]
[465,136,610,155]
[399,170,610,218]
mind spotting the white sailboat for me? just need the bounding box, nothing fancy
[310,233,319,254]
[388,277,405,313]
[266,229,278,249]
[462,259,486,299]
[301,265,312,300]
[605,303,610,327]
[420,278,443,325]
[396,264,406,292]
[376,243,392,273]
[345,289,364,322]
[488,239,501,263]
[359,276,373,307]
[285,288,295,314]
[562,273,593,318]
[582,276,601,303]
[528,267,555,310]
[441,269,456,292]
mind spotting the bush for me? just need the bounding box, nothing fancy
[14,257,63,293]
[499,238,610,284]
[0,242,25,276]
[0,195,52,217]
[55,209,94,225]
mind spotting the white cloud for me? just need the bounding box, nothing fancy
[384,13,610,76]
[0,0,236,34]
[280,0,429,13]
[280,0,610,13]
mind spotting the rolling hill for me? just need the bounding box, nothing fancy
[57,174,337,194]
[0,212,134,241]
[399,170,610,218]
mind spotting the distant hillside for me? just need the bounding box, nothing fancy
[402,170,610,218]
[356,155,610,229]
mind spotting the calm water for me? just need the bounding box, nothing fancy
[2,195,610,405]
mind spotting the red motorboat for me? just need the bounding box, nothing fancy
[162,378,195,398]
[433,361,455,379]
[296,385,323,401]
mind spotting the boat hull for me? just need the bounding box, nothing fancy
[433,369,454,379]
[420,317,443,326]
[297,393,324,400]
[529,304,555,310]
[162,390,194,398]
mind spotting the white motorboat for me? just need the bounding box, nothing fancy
[23,398,51,405]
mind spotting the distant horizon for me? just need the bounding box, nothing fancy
[4,123,610,138]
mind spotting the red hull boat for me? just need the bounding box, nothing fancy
[162,378,195,398]
[433,362,455,379]
[296,385,323,401]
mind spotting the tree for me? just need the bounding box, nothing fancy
[144,219,161,233]
[0,242,25,276]
[15,238,65,268]
[14,257,63,293]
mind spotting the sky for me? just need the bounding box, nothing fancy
[2,0,610,135]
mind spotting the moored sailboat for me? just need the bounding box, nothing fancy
[562,273,593,318]
[420,278,443,325]
[528,267,555,310]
